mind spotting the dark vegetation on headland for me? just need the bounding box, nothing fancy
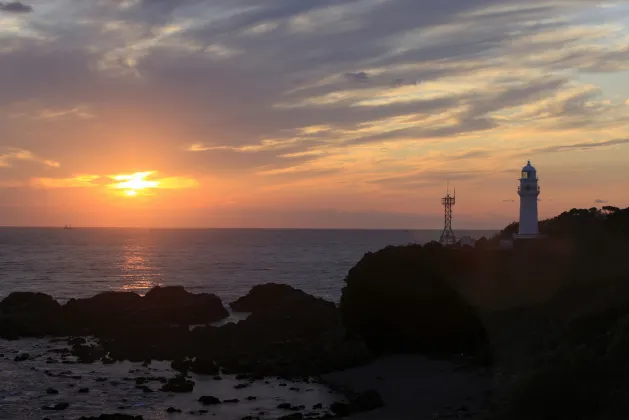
[1,206,629,419]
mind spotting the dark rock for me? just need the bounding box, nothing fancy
[330,402,351,416]
[350,389,384,412]
[231,283,337,319]
[198,395,221,405]
[42,402,70,411]
[14,353,30,362]
[189,358,218,375]
[63,292,142,331]
[160,375,195,393]
[312,403,323,409]
[68,337,86,346]
[279,414,303,420]
[77,415,144,420]
[142,286,229,324]
[278,403,292,410]
[340,245,491,362]
[234,383,249,389]
[246,396,257,400]
[223,398,240,403]
[170,358,191,373]
[78,387,90,393]
[165,407,182,413]
[0,292,65,337]
[212,375,223,380]
[46,388,58,394]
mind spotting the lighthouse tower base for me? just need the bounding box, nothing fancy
[513,233,540,241]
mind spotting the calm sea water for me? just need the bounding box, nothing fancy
[0,228,496,303]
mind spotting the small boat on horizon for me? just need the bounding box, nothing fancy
[63,224,73,230]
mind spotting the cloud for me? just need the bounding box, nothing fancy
[533,138,629,154]
[31,175,101,189]
[595,199,608,204]
[446,149,491,160]
[31,171,199,195]
[1,0,629,227]
[0,148,59,168]
[345,72,370,83]
[0,2,32,13]
[367,169,488,191]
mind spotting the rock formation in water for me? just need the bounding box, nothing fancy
[0,283,373,378]
[0,286,229,339]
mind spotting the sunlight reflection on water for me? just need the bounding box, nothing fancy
[117,245,163,294]
[0,228,497,303]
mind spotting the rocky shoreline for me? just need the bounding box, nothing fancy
[1,284,373,379]
[1,243,496,420]
[0,284,388,419]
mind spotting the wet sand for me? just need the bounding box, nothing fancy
[323,354,493,420]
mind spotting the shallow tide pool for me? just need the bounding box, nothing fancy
[0,338,340,420]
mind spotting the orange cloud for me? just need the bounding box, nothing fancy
[31,175,101,188]
[30,172,199,196]
[0,148,60,168]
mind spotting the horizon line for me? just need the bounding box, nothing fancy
[0,225,504,231]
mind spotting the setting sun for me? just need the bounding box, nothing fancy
[110,172,160,197]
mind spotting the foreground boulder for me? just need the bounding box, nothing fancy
[231,283,340,338]
[0,286,229,339]
[231,283,332,313]
[340,245,490,363]
[78,415,144,420]
[141,286,229,324]
[63,287,228,332]
[0,292,65,338]
[63,292,143,332]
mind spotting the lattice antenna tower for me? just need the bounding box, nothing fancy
[439,182,457,246]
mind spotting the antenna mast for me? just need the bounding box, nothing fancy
[439,185,457,246]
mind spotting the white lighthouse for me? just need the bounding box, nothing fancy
[516,160,540,238]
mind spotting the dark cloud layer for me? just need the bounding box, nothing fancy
[534,138,629,154]
[0,1,32,13]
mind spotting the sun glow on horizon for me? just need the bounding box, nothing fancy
[110,171,160,197]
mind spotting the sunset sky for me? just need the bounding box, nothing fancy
[1,0,629,229]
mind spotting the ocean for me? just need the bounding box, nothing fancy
[0,227,497,419]
[0,228,496,303]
